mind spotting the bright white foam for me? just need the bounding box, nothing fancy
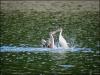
[0,46,91,53]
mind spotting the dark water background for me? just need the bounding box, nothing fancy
[0,10,100,75]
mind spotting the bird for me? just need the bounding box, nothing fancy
[48,31,57,48]
[41,28,69,49]
[41,39,47,48]
[41,31,58,48]
[57,28,69,48]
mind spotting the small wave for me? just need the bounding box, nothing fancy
[0,46,92,53]
[59,64,75,69]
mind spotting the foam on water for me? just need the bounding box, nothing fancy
[0,46,91,53]
[59,65,75,69]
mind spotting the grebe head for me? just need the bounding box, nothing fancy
[49,31,57,36]
[57,28,63,32]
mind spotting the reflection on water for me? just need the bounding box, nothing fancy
[0,46,100,74]
[0,46,91,52]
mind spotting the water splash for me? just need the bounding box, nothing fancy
[0,45,91,53]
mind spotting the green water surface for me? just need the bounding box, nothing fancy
[0,10,100,75]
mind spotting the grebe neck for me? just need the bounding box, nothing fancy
[60,29,62,36]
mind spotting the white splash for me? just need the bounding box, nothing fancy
[0,45,91,53]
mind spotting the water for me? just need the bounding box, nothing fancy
[0,46,100,75]
[0,46,91,52]
[0,9,99,75]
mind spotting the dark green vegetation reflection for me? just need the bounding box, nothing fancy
[0,10,99,48]
[0,10,100,75]
[0,50,100,75]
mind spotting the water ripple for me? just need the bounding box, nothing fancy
[0,46,91,53]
